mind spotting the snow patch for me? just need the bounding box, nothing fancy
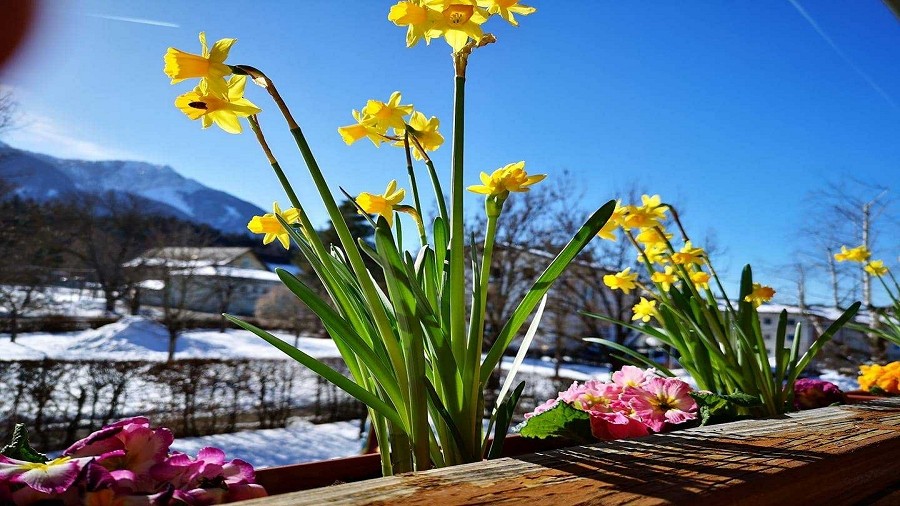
[170,419,365,468]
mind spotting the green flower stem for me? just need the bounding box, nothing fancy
[449,75,468,368]
[248,115,301,211]
[448,74,478,461]
[408,134,449,227]
[403,132,427,247]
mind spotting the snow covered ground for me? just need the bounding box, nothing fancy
[170,419,366,468]
[0,316,339,361]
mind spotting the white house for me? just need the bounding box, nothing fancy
[126,247,284,316]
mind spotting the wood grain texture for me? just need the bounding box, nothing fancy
[241,399,900,505]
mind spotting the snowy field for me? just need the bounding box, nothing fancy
[171,419,366,468]
[0,316,339,361]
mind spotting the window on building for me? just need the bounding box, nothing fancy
[763,318,772,325]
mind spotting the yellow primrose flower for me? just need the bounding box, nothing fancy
[632,297,658,323]
[597,201,626,241]
[164,32,235,87]
[389,0,441,47]
[671,241,705,266]
[395,111,444,160]
[174,75,261,134]
[467,161,546,198]
[426,0,490,53]
[635,227,673,246]
[864,260,889,277]
[744,283,776,308]
[338,110,385,146]
[650,265,678,292]
[247,202,301,249]
[623,194,667,229]
[603,268,639,295]
[834,244,871,263]
[362,91,414,133]
[690,270,711,290]
[477,0,535,26]
[356,180,407,227]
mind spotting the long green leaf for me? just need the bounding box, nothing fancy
[788,302,861,384]
[224,315,405,429]
[481,200,616,382]
[584,337,676,377]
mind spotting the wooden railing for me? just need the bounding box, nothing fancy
[242,398,900,505]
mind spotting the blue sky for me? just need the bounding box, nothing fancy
[2,1,899,303]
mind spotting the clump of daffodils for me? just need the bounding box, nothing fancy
[585,194,860,418]
[598,194,775,323]
[835,246,900,349]
[520,366,697,441]
[858,361,900,395]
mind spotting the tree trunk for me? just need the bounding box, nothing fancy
[129,287,141,315]
[167,329,178,362]
[10,309,17,342]
[105,294,116,313]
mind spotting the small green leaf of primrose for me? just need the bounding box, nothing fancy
[690,391,763,426]
[518,403,593,443]
[0,423,48,463]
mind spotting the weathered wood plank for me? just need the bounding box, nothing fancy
[242,399,900,505]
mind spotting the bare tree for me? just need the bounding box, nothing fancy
[468,175,662,375]
[0,196,63,340]
[63,192,157,314]
[797,179,893,309]
[0,89,17,137]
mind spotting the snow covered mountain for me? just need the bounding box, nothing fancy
[0,141,263,234]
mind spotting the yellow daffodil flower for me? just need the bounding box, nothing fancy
[635,227,673,246]
[362,91,414,133]
[174,75,261,134]
[632,297,657,323]
[864,260,889,277]
[597,201,626,241]
[389,0,441,47]
[426,0,490,53]
[395,111,444,160]
[603,268,639,295]
[477,0,535,26]
[623,194,667,229]
[247,202,301,249]
[338,110,385,146]
[744,283,776,308]
[356,180,407,227]
[467,161,546,198]
[650,265,678,292]
[641,242,669,265]
[164,32,235,88]
[690,270,711,290]
[671,241,705,266]
[834,244,871,263]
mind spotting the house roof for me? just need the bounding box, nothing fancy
[172,265,281,282]
[125,247,256,268]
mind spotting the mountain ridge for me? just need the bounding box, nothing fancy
[0,141,263,234]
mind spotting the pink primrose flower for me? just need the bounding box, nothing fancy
[588,410,649,440]
[612,365,658,388]
[793,378,843,410]
[630,377,697,432]
[0,455,91,495]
